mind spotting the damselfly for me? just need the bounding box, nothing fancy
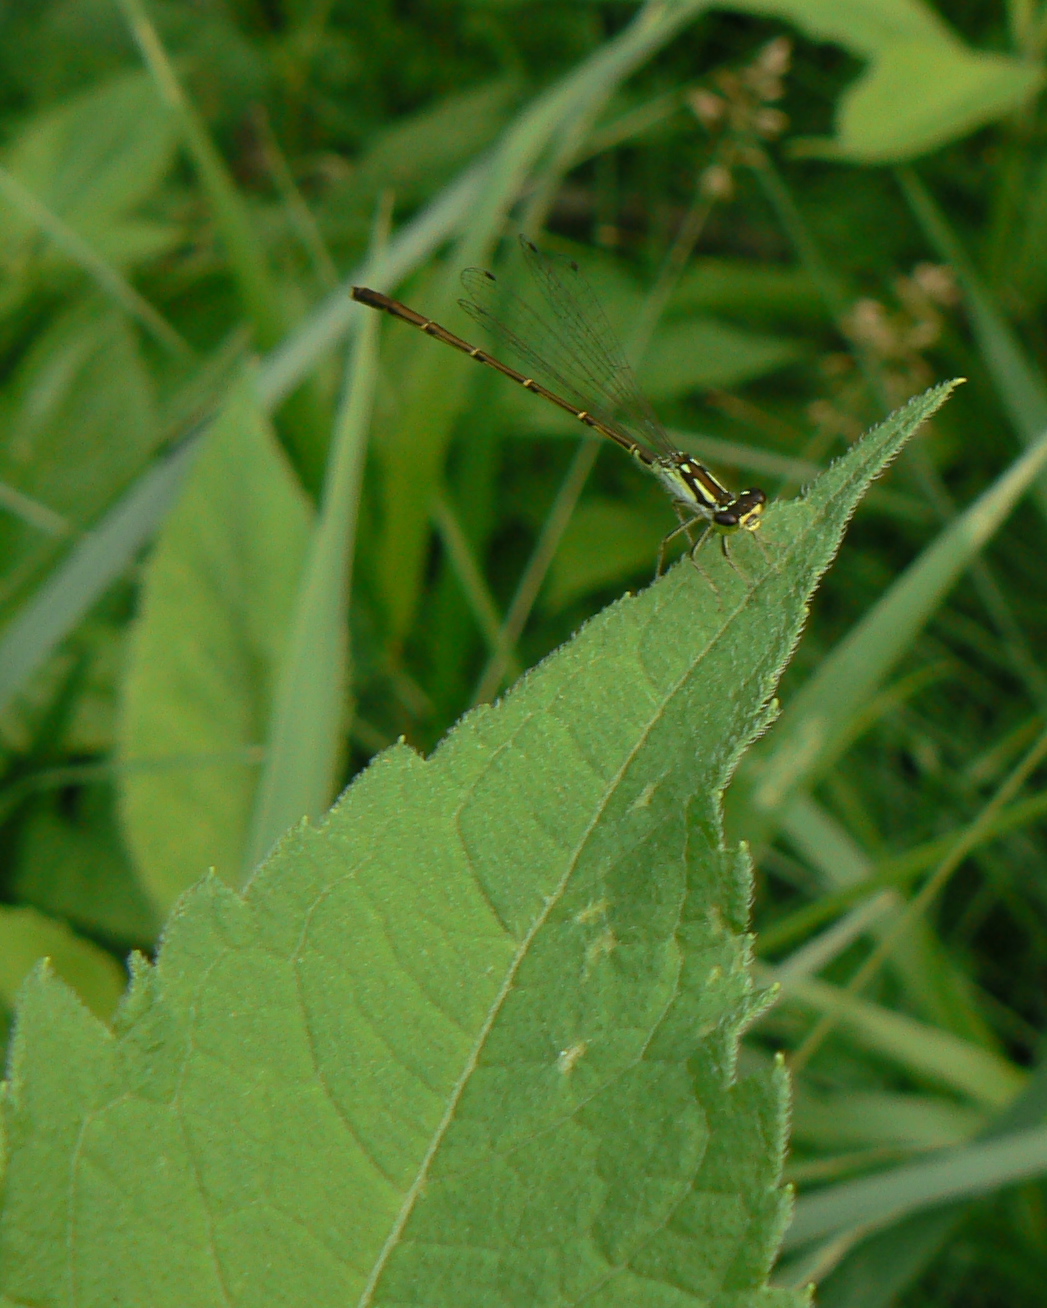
[352,236,767,584]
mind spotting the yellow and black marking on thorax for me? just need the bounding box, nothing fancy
[652,453,767,537]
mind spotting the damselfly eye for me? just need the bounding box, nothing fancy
[714,510,739,527]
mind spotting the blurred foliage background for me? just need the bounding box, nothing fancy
[2,1,1047,1303]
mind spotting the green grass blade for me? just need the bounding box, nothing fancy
[0,482,68,537]
[773,796,996,1045]
[244,304,380,871]
[740,414,1047,839]
[897,166,1047,450]
[115,0,286,354]
[759,781,1047,955]
[0,436,202,720]
[0,162,189,355]
[430,491,511,658]
[773,974,1024,1109]
[258,161,488,411]
[784,1123,1047,1252]
[804,1056,1047,1305]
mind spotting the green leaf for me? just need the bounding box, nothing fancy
[11,784,159,945]
[545,498,662,612]
[0,68,178,273]
[0,300,161,594]
[827,40,1042,163]
[0,384,954,1306]
[117,373,312,911]
[640,318,802,401]
[0,903,125,1054]
[733,0,1043,163]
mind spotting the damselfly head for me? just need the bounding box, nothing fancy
[712,488,766,535]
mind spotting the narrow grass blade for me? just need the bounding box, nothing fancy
[784,1123,1047,1252]
[0,435,202,720]
[740,419,1047,838]
[0,483,68,537]
[774,974,1024,1110]
[431,492,512,660]
[807,1055,1047,1305]
[244,300,380,870]
[114,0,286,353]
[0,163,189,356]
[773,796,996,1046]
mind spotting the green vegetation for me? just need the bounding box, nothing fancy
[1,2,1046,1304]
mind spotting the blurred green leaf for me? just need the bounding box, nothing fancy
[738,0,1044,162]
[10,784,159,945]
[544,497,661,612]
[825,41,1042,163]
[641,317,802,401]
[117,374,312,911]
[0,301,161,594]
[0,903,125,1053]
[0,69,179,289]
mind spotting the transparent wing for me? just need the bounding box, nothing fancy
[459,271,634,441]
[458,238,673,458]
[517,236,674,457]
